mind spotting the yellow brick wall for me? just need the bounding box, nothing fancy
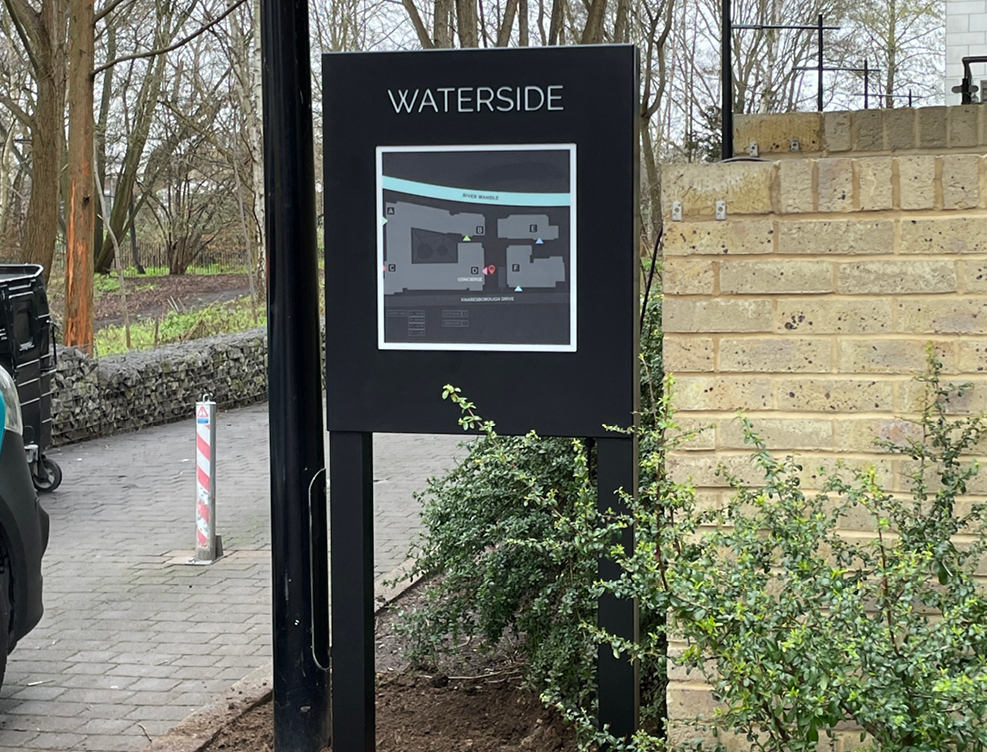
[734,106,987,159]
[660,151,987,750]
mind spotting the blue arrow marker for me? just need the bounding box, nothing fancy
[535,238,543,244]
[515,285,522,292]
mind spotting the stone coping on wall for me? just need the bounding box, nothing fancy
[734,105,987,159]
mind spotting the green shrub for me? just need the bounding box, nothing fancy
[403,425,602,713]
[602,350,987,751]
[401,292,662,731]
[407,280,987,752]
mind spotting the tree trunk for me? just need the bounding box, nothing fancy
[93,20,113,266]
[0,127,16,242]
[434,0,453,47]
[455,0,477,47]
[64,0,94,352]
[94,46,168,272]
[128,193,144,273]
[547,0,564,45]
[495,0,518,46]
[579,0,607,45]
[247,0,265,298]
[641,124,662,248]
[885,1,898,108]
[14,0,68,280]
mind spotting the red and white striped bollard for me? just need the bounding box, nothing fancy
[194,396,222,562]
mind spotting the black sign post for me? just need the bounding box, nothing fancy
[324,46,640,752]
[261,0,331,750]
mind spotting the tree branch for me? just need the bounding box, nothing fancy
[92,0,249,77]
[95,0,132,24]
[2,0,43,77]
[0,92,35,131]
[401,0,435,47]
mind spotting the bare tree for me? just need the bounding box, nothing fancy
[1,0,68,276]
[846,0,943,107]
[0,15,32,255]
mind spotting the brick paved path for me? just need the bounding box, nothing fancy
[0,403,466,751]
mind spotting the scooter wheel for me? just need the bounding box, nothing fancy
[33,457,62,493]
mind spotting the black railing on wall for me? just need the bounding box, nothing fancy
[954,56,987,104]
[719,0,921,159]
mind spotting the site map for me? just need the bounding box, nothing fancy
[377,145,576,351]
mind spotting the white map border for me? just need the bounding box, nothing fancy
[376,143,577,352]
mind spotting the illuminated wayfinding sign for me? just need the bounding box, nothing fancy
[325,46,639,438]
[324,46,640,752]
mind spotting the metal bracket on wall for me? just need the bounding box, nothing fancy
[790,137,801,152]
[715,200,727,221]
[671,201,683,222]
[748,141,759,157]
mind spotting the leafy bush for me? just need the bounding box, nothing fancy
[603,350,987,751]
[401,292,663,730]
[403,425,602,713]
[407,282,987,752]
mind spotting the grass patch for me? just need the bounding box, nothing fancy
[95,296,264,356]
[93,273,161,297]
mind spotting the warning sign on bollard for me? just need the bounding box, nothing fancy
[190,396,223,564]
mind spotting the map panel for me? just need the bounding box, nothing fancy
[377,145,576,351]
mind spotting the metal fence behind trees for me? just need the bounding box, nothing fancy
[119,242,251,276]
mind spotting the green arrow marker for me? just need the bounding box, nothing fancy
[463,235,471,241]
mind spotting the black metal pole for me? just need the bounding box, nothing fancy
[817,14,824,112]
[597,436,639,741]
[330,431,375,752]
[863,59,869,109]
[260,0,331,748]
[962,58,974,105]
[721,0,733,159]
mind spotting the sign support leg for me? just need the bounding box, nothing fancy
[596,435,639,740]
[330,430,375,752]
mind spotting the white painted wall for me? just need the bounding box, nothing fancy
[947,0,987,102]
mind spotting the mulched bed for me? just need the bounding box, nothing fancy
[206,675,573,752]
[201,583,578,752]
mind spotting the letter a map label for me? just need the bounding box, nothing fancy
[377,144,576,352]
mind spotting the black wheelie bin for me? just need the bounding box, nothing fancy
[0,264,61,492]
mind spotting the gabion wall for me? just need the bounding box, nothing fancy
[51,329,269,446]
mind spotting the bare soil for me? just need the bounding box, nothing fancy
[93,273,254,329]
[202,583,578,752]
[47,273,255,331]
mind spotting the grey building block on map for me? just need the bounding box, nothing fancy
[497,214,559,241]
[506,245,566,289]
[384,202,486,294]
